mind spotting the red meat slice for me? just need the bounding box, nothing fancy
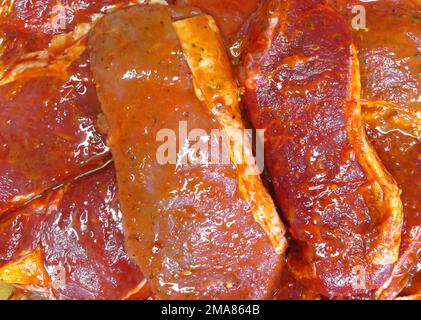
[0,0,133,36]
[0,163,145,300]
[89,4,285,299]
[240,0,402,298]
[0,48,109,213]
[350,0,421,298]
[41,163,144,300]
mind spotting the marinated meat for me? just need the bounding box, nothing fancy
[240,0,403,297]
[89,4,286,299]
[350,0,421,298]
[0,47,109,213]
[41,164,144,300]
[0,0,418,301]
[0,164,144,299]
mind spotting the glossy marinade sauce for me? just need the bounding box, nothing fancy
[0,163,145,299]
[331,0,421,298]
[240,0,402,298]
[89,4,283,299]
[349,0,421,298]
[0,49,109,213]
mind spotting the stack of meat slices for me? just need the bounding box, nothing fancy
[0,0,419,300]
[0,0,147,299]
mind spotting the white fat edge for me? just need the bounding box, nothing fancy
[173,16,287,254]
[0,22,92,86]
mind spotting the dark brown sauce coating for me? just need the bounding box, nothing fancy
[240,0,402,298]
[89,4,282,299]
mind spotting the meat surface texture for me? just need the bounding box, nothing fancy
[0,48,109,214]
[331,0,421,299]
[41,165,144,299]
[0,1,116,214]
[175,0,258,42]
[0,0,418,300]
[0,164,144,299]
[350,0,421,298]
[240,0,403,298]
[89,4,286,299]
